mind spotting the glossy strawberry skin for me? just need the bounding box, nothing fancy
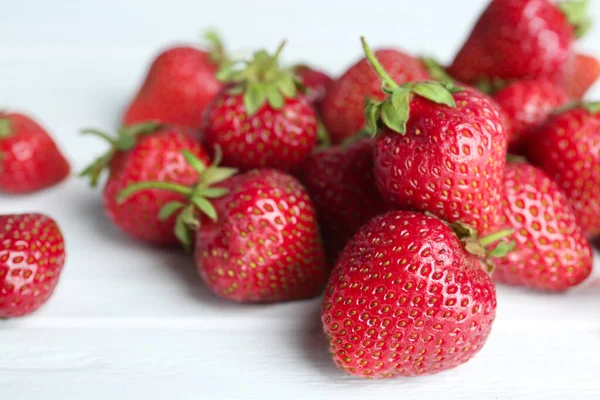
[0,214,66,318]
[374,87,507,236]
[560,53,600,99]
[123,46,222,130]
[103,128,210,245]
[321,49,429,144]
[202,91,318,172]
[194,169,328,302]
[322,211,497,378]
[527,106,600,237]
[493,79,569,152]
[296,139,388,261]
[294,65,333,113]
[449,0,574,84]
[0,113,70,194]
[494,163,592,291]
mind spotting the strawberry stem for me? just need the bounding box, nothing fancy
[360,36,399,90]
[272,40,287,64]
[80,128,117,146]
[117,181,193,204]
[479,228,513,247]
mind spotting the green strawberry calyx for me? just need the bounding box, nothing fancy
[474,77,509,95]
[419,57,456,84]
[0,118,12,139]
[116,146,237,250]
[203,29,228,67]
[361,37,460,135]
[451,221,515,274]
[340,127,372,146]
[216,40,304,116]
[559,0,591,39]
[553,100,600,115]
[79,121,164,187]
[582,101,600,114]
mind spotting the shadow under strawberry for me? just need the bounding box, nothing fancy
[294,302,344,377]
[152,248,243,309]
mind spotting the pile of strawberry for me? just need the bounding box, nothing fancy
[2,0,600,379]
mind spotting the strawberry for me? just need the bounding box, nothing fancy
[0,112,70,194]
[122,31,226,130]
[296,138,388,261]
[322,210,512,378]
[493,161,592,291]
[561,52,600,99]
[293,64,333,114]
[360,38,507,236]
[202,42,318,172]
[321,46,429,144]
[0,213,66,318]
[526,102,600,237]
[118,150,328,302]
[449,0,590,85]
[80,122,210,245]
[492,79,569,152]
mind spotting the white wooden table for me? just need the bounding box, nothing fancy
[1,1,600,399]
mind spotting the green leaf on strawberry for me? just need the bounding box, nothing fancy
[0,118,12,138]
[79,121,164,187]
[216,40,303,116]
[360,37,460,135]
[117,145,237,250]
[559,0,592,39]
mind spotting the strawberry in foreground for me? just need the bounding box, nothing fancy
[322,210,512,378]
[494,161,592,291]
[293,64,333,114]
[321,44,429,144]
[81,122,210,245]
[296,138,388,261]
[561,52,600,99]
[202,41,318,172]
[122,31,226,130]
[0,112,70,194]
[527,101,600,238]
[118,149,328,302]
[492,79,570,153]
[449,0,589,85]
[0,213,66,318]
[361,37,507,236]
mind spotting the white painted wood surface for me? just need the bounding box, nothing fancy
[1,1,599,398]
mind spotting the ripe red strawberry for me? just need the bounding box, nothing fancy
[321,47,429,144]
[293,64,333,114]
[561,52,600,99]
[0,112,70,194]
[526,102,600,237]
[360,38,507,236]
[118,151,328,302]
[202,42,318,172]
[0,213,66,318]
[80,122,210,245]
[493,162,592,291]
[122,32,226,130]
[322,210,512,378]
[493,79,569,152]
[449,0,589,84]
[296,138,388,261]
